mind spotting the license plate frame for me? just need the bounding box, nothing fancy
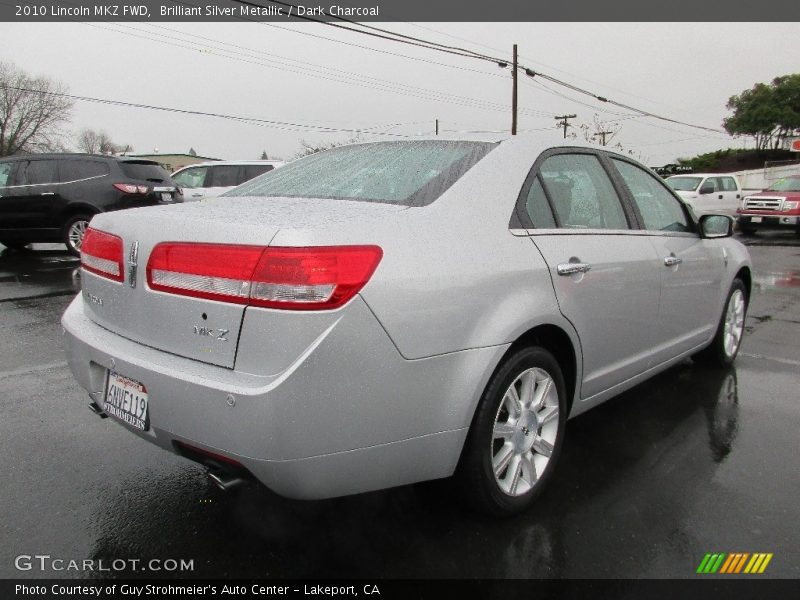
[103,371,150,431]
[160,192,173,202]
[751,216,763,223]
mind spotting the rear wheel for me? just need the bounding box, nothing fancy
[458,346,567,516]
[694,279,747,367]
[63,214,93,256]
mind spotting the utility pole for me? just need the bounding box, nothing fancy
[511,44,518,135]
[555,114,577,139]
[435,119,439,136]
[594,130,613,146]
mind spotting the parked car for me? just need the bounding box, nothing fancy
[0,154,182,255]
[665,173,753,217]
[736,175,800,235]
[171,160,284,201]
[62,136,751,516]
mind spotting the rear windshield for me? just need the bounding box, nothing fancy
[119,161,171,182]
[226,141,496,206]
[666,176,702,192]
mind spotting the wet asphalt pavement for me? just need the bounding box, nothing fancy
[1,233,799,580]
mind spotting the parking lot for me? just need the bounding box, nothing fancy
[1,232,799,579]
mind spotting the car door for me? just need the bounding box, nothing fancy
[718,176,741,216]
[610,158,723,362]
[0,161,20,229]
[519,150,662,400]
[6,158,61,229]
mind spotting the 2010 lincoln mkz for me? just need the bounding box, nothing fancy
[63,136,751,515]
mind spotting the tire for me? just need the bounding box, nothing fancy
[693,279,748,367]
[62,214,93,256]
[457,346,568,516]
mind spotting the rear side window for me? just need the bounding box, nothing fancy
[524,178,556,228]
[118,161,170,182]
[208,165,242,187]
[59,160,109,182]
[613,159,690,233]
[228,141,496,206]
[0,162,14,186]
[17,160,58,185]
[539,154,628,230]
[242,164,274,181]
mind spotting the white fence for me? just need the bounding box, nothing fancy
[732,163,800,191]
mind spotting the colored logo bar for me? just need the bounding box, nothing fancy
[697,553,773,574]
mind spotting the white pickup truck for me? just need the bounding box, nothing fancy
[665,173,758,217]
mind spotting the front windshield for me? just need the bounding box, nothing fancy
[225,141,496,206]
[666,176,702,192]
[767,177,800,192]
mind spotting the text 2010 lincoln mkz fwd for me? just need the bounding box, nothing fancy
[63,136,751,515]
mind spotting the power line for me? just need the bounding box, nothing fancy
[0,83,422,138]
[82,21,552,119]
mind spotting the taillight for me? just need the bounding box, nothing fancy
[146,243,382,310]
[113,183,149,194]
[81,228,124,282]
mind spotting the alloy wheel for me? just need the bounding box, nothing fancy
[491,367,560,497]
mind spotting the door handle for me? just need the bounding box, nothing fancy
[191,193,203,197]
[40,192,55,196]
[664,256,683,267]
[557,262,592,276]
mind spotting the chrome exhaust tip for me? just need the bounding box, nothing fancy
[207,470,245,491]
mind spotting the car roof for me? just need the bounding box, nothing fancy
[173,160,284,170]
[0,153,160,164]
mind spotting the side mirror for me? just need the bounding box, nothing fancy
[700,214,734,239]
[699,184,715,195]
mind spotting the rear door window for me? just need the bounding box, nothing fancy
[612,159,690,233]
[523,178,557,228]
[538,153,629,230]
[59,160,109,182]
[720,177,738,192]
[118,161,170,182]
[242,164,274,181]
[208,165,243,187]
[17,160,58,185]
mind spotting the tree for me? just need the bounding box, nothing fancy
[188,147,197,156]
[723,75,800,150]
[293,137,360,159]
[0,60,73,156]
[76,128,129,155]
[260,150,268,159]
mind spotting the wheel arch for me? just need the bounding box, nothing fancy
[507,324,579,416]
[57,203,101,227]
[735,265,752,300]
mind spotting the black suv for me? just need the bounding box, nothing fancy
[0,154,183,255]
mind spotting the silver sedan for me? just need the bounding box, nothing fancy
[63,135,751,515]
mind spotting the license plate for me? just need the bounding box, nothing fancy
[751,217,762,223]
[104,371,149,431]
[160,192,173,202]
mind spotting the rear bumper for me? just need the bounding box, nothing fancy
[62,295,506,499]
